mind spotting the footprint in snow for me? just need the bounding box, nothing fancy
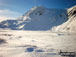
[25,47,34,52]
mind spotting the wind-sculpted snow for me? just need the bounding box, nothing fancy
[0,6,68,30]
[0,30,76,57]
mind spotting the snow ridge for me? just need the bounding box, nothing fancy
[52,5,76,32]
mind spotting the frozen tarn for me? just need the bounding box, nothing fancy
[0,30,76,57]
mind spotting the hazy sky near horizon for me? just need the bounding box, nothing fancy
[0,0,76,20]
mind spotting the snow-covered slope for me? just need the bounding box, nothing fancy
[0,6,67,30]
[52,5,76,32]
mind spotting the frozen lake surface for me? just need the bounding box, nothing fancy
[0,29,76,57]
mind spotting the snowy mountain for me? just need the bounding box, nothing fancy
[52,5,76,32]
[0,6,67,30]
[0,6,76,57]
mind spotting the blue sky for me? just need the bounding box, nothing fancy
[0,0,76,20]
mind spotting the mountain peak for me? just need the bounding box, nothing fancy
[0,6,67,30]
[31,6,46,11]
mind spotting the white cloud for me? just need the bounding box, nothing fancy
[0,9,22,22]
